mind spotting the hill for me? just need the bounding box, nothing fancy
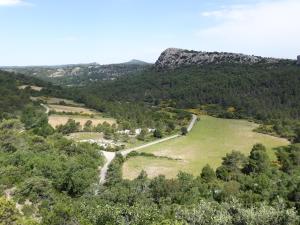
[125,59,150,65]
[1,61,151,86]
[155,48,294,69]
[0,70,50,118]
[81,61,300,120]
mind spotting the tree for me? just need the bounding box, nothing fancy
[181,127,188,135]
[56,119,81,134]
[20,106,54,137]
[153,129,163,138]
[294,127,300,143]
[167,121,176,133]
[21,106,47,130]
[243,144,270,174]
[83,120,93,132]
[137,129,147,141]
[222,151,247,170]
[216,151,247,181]
[201,164,216,182]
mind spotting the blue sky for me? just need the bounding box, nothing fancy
[0,0,299,66]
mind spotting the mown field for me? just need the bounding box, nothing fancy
[122,116,290,179]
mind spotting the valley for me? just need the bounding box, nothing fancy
[2,1,300,223]
[1,48,300,224]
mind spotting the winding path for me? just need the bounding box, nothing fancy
[98,114,197,185]
[41,103,50,114]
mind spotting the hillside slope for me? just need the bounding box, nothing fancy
[82,62,300,120]
[2,61,151,86]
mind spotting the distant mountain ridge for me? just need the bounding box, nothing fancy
[125,59,150,65]
[155,48,293,69]
[2,60,151,86]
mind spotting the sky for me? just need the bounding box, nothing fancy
[0,0,299,66]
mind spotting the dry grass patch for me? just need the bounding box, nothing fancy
[123,156,184,179]
[31,96,84,106]
[18,85,43,91]
[48,104,96,115]
[48,115,116,128]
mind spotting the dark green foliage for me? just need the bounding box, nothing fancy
[137,128,147,141]
[181,127,188,135]
[153,129,163,138]
[56,119,81,134]
[81,63,300,120]
[243,144,270,174]
[0,119,103,203]
[21,106,54,137]
[216,151,247,181]
[295,127,300,143]
[276,144,300,173]
[105,153,125,186]
[1,118,300,224]
[201,164,216,182]
[0,71,30,119]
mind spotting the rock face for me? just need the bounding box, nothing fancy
[297,55,300,65]
[155,48,282,69]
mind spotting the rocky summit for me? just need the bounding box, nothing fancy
[155,48,283,69]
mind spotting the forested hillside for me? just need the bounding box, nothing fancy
[0,70,49,119]
[70,62,300,140]
[82,63,300,119]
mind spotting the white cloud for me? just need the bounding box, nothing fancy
[197,0,300,59]
[0,0,32,6]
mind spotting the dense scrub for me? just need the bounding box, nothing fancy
[0,119,104,223]
[17,142,298,224]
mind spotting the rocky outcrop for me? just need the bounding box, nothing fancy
[297,55,300,65]
[155,48,283,69]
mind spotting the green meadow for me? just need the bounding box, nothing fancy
[123,116,290,179]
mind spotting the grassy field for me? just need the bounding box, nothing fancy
[66,132,103,141]
[48,114,116,128]
[122,116,290,180]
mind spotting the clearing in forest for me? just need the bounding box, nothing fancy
[48,114,116,128]
[122,116,289,179]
